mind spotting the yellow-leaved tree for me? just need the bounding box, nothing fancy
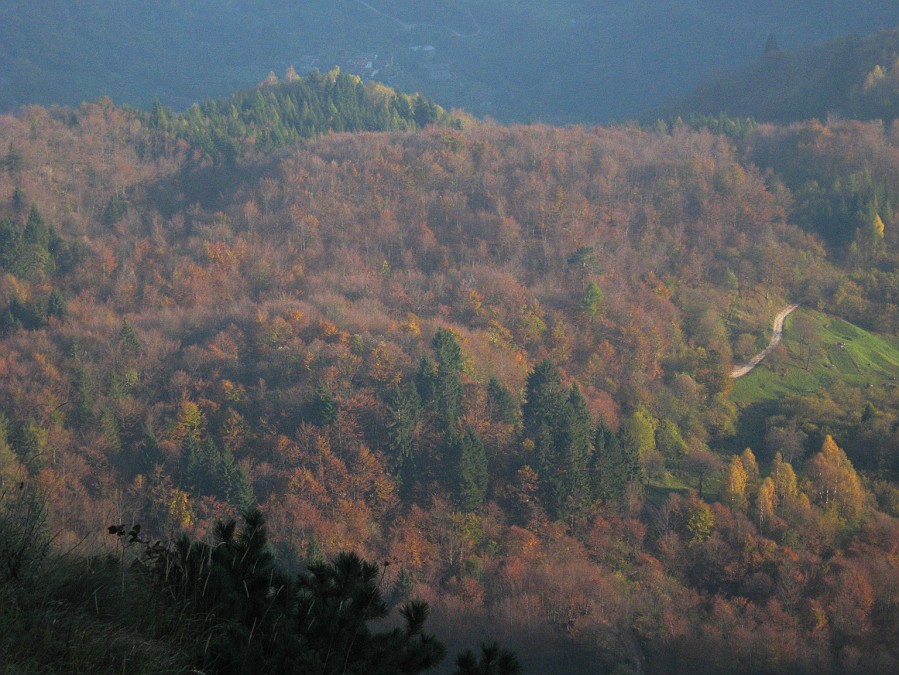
[757,477,777,533]
[771,452,799,507]
[740,447,760,485]
[722,455,748,511]
[805,436,866,522]
[871,212,885,241]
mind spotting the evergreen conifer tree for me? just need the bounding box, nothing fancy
[593,421,641,504]
[451,427,489,512]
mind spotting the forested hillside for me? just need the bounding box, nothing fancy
[143,69,452,162]
[660,27,899,123]
[1,83,899,672]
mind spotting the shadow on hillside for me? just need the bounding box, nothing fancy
[716,399,781,460]
[143,154,284,219]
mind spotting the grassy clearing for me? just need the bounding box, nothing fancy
[731,308,899,406]
[645,472,693,506]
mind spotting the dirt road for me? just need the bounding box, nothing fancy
[730,304,799,378]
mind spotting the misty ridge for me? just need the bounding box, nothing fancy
[1,0,897,122]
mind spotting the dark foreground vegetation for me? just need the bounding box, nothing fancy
[0,483,521,675]
[1,496,519,674]
[1,68,898,672]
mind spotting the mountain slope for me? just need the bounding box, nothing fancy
[658,27,899,123]
[1,94,899,672]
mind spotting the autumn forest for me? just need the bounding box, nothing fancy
[1,58,899,675]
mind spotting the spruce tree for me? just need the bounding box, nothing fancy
[486,377,518,426]
[304,382,338,426]
[523,362,595,520]
[23,204,49,249]
[450,427,489,512]
[593,421,641,504]
[556,385,593,519]
[46,289,65,319]
[0,218,22,272]
[432,328,465,429]
[433,328,463,373]
[522,360,566,441]
[386,386,421,494]
[415,356,439,406]
[118,319,141,354]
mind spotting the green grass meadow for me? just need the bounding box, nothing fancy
[731,308,899,406]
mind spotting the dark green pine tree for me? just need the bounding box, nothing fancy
[486,377,519,426]
[448,427,489,512]
[431,329,464,430]
[386,386,421,495]
[524,361,561,506]
[149,97,169,128]
[455,641,522,675]
[435,370,464,431]
[295,552,446,674]
[118,319,141,355]
[592,420,642,505]
[11,187,25,212]
[11,419,45,468]
[23,204,49,249]
[46,289,65,319]
[137,427,164,476]
[413,94,441,127]
[101,193,128,226]
[554,385,594,520]
[69,364,96,428]
[532,421,556,501]
[433,328,463,372]
[415,355,439,406]
[182,435,254,509]
[18,205,51,280]
[522,360,566,441]
[156,510,294,672]
[181,433,213,494]
[304,381,338,427]
[220,447,255,510]
[7,295,46,330]
[0,306,15,335]
[99,405,122,454]
[524,361,594,520]
[151,513,448,673]
[0,217,22,272]
[4,143,24,174]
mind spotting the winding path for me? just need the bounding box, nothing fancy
[730,304,799,378]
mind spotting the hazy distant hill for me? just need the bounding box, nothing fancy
[658,27,899,123]
[1,1,898,122]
